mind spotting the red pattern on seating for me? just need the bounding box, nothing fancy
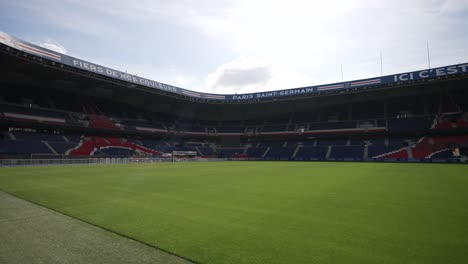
[67,136,160,156]
[410,135,468,158]
[379,112,468,159]
[438,95,460,114]
[434,119,452,129]
[88,114,120,130]
[457,118,468,128]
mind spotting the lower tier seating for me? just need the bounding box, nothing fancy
[67,137,160,156]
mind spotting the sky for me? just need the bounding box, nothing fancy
[1,0,468,94]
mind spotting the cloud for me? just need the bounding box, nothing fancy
[439,0,468,13]
[7,0,468,94]
[205,57,272,93]
[39,40,67,54]
[204,57,318,94]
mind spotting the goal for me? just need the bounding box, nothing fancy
[172,151,198,162]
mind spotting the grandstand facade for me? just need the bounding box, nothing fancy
[1,32,468,162]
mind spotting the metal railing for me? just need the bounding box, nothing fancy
[0,157,171,167]
[0,157,236,167]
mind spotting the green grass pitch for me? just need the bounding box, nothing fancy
[1,162,468,264]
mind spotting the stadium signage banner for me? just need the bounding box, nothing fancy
[1,31,468,102]
[70,59,179,93]
[392,64,468,82]
[231,87,316,100]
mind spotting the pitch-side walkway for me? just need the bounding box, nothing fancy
[0,191,193,264]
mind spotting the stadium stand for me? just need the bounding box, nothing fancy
[0,140,52,155]
[66,136,160,156]
[1,34,468,162]
[329,146,364,161]
[295,146,328,161]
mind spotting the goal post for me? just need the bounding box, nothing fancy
[172,151,198,162]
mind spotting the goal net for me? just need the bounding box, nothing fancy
[172,151,198,162]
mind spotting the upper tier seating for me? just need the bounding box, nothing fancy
[434,119,453,129]
[309,121,356,130]
[216,126,245,133]
[88,114,120,130]
[262,124,287,132]
[0,104,69,124]
[123,120,166,130]
[456,117,468,128]
[387,117,432,132]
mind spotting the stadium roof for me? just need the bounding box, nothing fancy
[1,31,468,104]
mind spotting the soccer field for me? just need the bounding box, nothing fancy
[0,162,467,264]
